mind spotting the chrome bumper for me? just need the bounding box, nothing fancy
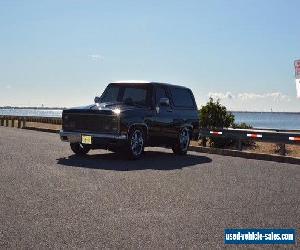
[59,130,127,143]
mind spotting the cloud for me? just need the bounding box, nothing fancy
[5,85,12,89]
[208,91,290,102]
[88,54,103,61]
[208,92,234,100]
[237,92,290,101]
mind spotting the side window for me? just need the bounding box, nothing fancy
[170,87,195,108]
[101,86,120,103]
[155,87,168,106]
[123,87,147,106]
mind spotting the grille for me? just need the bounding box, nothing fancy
[63,113,119,133]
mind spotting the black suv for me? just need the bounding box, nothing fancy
[60,81,199,159]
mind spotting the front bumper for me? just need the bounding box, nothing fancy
[60,130,128,148]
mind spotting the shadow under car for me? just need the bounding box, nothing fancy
[56,149,212,171]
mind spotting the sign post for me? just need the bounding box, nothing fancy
[295,60,300,98]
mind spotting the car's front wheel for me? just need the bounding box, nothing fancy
[70,143,90,156]
[126,128,145,160]
[172,127,190,155]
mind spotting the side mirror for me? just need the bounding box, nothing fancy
[159,97,170,107]
[94,96,101,103]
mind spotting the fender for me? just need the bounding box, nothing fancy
[127,123,149,139]
[179,123,193,131]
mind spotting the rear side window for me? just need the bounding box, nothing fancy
[170,87,195,108]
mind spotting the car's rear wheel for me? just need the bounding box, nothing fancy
[172,127,190,155]
[70,143,90,156]
[126,128,145,160]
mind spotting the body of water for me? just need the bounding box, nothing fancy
[232,112,300,130]
[0,109,299,130]
[0,109,62,118]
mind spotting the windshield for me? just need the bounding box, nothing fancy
[101,84,150,107]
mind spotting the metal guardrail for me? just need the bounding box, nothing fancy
[1,115,300,156]
[199,128,300,156]
[0,115,62,128]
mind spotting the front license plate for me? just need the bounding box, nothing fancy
[81,135,92,144]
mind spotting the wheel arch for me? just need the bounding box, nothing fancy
[128,123,149,141]
[179,124,194,136]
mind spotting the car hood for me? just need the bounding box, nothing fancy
[63,102,146,115]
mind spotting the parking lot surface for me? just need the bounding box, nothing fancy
[0,127,299,248]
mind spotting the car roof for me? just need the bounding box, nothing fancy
[110,80,189,89]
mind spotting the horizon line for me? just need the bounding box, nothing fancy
[1,106,300,113]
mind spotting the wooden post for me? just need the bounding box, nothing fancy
[11,119,15,127]
[18,119,21,128]
[278,143,286,156]
[5,118,9,127]
[0,118,4,126]
[22,118,26,128]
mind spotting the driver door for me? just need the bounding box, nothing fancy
[153,86,174,144]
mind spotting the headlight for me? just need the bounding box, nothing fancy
[113,108,121,115]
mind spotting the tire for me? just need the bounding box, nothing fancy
[126,128,145,160]
[70,143,90,156]
[172,127,190,155]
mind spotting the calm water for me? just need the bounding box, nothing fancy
[0,109,300,130]
[0,109,62,117]
[232,112,300,130]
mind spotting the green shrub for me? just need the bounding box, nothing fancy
[199,98,253,148]
[232,122,253,129]
[199,97,234,128]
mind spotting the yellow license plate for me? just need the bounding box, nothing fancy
[81,135,92,144]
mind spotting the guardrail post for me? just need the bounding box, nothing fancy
[11,119,15,127]
[17,119,22,128]
[278,143,286,156]
[0,117,4,126]
[22,118,26,128]
[5,118,9,127]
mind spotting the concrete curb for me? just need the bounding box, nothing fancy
[189,146,300,165]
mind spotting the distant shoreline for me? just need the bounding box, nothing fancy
[230,111,300,114]
[0,107,300,114]
[0,107,66,110]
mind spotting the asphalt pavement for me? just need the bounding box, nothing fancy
[0,127,299,248]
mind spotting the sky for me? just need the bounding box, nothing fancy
[0,0,299,111]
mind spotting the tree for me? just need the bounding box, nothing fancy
[199,97,235,129]
[199,98,234,148]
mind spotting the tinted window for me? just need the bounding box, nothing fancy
[101,86,119,103]
[123,88,147,106]
[101,85,149,106]
[155,87,168,105]
[170,88,195,108]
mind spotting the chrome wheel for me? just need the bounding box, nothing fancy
[130,130,144,157]
[179,128,190,151]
